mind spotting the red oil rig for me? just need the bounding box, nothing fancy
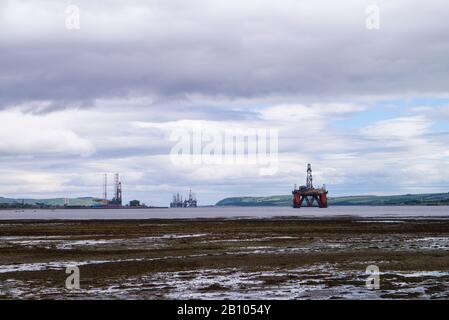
[292,164,328,208]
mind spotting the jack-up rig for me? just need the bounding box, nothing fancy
[292,164,328,208]
[98,173,122,207]
[170,189,198,208]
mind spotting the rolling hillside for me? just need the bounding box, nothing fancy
[216,193,449,207]
[0,197,102,207]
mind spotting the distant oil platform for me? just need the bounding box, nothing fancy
[170,189,198,208]
[292,164,328,208]
[94,173,123,208]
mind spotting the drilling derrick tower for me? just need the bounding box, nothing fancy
[99,173,109,205]
[306,164,313,188]
[292,164,328,208]
[111,173,122,206]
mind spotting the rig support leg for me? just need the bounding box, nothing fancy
[319,193,328,208]
[293,193,304,208]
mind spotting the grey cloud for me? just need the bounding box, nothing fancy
[2,1,449,205]
[1,0,449,111]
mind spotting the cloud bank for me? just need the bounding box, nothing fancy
[0,0,449,205]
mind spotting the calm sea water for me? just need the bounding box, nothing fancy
[0,206,448,220]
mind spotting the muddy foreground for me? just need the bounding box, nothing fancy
[1,217,449,299]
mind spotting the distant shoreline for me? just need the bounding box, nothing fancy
[216,192,449,207]
[2,204,449,211]
[2,191,449,209]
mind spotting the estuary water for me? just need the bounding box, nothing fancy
[0,206,448,220]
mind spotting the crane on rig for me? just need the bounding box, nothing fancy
[292,164,328,208]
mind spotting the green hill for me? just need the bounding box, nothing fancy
[216,193,449,207]
[0,197,102,207]
[216,195,292,207]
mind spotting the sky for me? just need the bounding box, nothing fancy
[1,0,449,206]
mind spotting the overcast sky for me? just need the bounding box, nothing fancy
[1,0,449,206]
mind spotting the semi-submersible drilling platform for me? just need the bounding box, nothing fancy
[292,164,328,208]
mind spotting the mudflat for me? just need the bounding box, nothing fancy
[1,217,449,299]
